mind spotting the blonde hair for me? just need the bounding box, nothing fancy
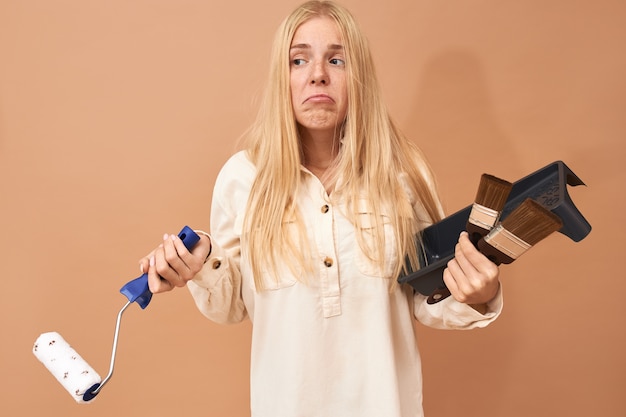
[243,0,443,290]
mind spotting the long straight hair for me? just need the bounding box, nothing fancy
[243,0,443,290]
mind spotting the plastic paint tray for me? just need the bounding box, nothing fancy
[398,160,592,296]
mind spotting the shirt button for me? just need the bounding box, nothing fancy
[323,257,333,267]
[321,204,330,213]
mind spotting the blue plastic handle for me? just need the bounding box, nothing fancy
[119,226,201,309]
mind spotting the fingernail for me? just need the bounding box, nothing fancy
[163,233,169,240]
[140,263,144,274]
[150,256,155,266]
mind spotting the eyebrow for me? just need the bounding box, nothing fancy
[290,43,344,51]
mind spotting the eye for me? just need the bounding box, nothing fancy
[292,58,307,66]
[329,57,345,66]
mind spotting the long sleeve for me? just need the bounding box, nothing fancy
[413,285,503,329]
[187,151,255,324]
[188,242,247,324]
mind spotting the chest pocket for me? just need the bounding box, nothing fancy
[354,204,399,279]
[234,212,299,291]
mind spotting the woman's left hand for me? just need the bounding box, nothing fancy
[443,231,500,308]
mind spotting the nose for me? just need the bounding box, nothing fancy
[310,62,328,85]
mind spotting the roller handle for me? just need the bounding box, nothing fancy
[119,226,200,309]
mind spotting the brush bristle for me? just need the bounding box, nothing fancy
[474,174,513,211]
[501,198,563,245]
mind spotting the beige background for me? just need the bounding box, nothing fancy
[1,0,624,416]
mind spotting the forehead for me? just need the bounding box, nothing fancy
[291,16,342,46]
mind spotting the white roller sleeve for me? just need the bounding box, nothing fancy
[33,332,102,403]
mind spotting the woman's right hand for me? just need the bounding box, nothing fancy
[138,232,212,294]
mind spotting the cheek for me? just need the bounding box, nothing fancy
[338,86,349,118]
[290,74,302,103]
[289,82,303,123]
[336,76,348,106]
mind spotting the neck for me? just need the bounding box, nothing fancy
[299,129,340,193]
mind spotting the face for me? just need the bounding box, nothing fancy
[289,16,348,137]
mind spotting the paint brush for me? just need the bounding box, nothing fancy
[427,173,512,304]
[477,198,563,265]
[427,197,563,305]
[466,174,513,245]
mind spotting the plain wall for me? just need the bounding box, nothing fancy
[1,0,624,416]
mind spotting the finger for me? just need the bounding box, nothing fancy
[139,258,149,275]
[169,233,212,281]
[452,243,475,278]
[452,243,486,298]
[445,239,487,302]
[454,233,481,276]
[147,254,173,294]
[447,233,501,304]
[158,236,187,288]
[165,235,193,284]
[457,232,498,279]
[154,241,185,288]
[138,248,157,274]
[443,256,472,303]
[168,234,194,278]
[455,234,500,296]
[442,265,463,302]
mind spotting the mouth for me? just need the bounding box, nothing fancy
[304,94,334,104]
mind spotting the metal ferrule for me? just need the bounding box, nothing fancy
[468,203,500,230]
[484,224,532,260]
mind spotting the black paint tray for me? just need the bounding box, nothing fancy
[398,160,592,296]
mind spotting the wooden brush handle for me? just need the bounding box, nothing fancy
[477,238,515,265]
[466,223,489,246]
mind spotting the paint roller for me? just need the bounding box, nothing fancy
[32,226,200,403]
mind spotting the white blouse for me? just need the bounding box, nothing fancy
[188,150,502,417]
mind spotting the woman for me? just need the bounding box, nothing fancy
[140,1,501,416]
